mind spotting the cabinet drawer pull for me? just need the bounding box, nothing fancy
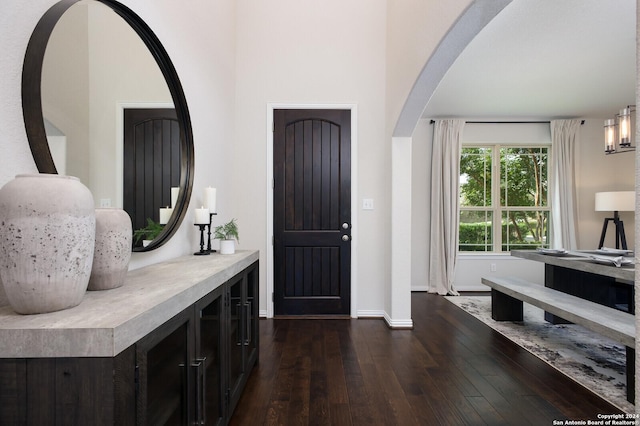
[236,302,243,346]
[244,301,252,346]
[192,357,206,425]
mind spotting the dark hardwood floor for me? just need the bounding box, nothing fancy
[230,292,623,425]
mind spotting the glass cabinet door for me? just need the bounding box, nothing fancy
[196,287,225,426]
[138,313,192,426]
[227,274,245,400]
[245,264,258,365]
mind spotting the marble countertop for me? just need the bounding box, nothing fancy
[511,250,634,282]
[0,250,259,358]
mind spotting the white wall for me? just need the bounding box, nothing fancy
[234,0,388,317]
[411,118,636,291]
[232,0,476,318]
[411,119,432,290]
[577,118,636,250]
[385,0,473,135]
[0,1,53,186]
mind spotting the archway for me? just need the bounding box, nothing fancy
[389,0,512,325]
[394,0,512,137]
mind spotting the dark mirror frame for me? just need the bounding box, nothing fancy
[22,0,194,252]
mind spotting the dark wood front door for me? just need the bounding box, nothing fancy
[123,108,180,236]
[273,109,351,316]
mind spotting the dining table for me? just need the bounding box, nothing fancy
[511,249,635,322]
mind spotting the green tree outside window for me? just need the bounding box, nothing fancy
[459,146,549,252]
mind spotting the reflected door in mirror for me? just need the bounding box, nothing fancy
[123,108,181,240]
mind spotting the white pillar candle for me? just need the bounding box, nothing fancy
[195,206,210,224]
[159,207,173,224]
[171,187,180,208]
[204,187,217,214]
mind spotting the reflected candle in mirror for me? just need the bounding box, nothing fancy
[159,207,173,224]
[204,187,217,214]
[171,187,179,208]
[195,206,209,224]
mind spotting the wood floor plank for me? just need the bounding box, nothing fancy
[329,402,352,425]
[230,293,624,425]
[453,357,538,426]
[324,328,350,405]
[309,326,329,425]
[285,328,311,425]
[466,395,510,425]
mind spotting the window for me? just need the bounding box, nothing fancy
[459,145,550,252]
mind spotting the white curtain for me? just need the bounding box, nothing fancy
[428,119,465,295]
[550,119,580,250]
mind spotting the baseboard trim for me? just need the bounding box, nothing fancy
[456,284,491,292]
[356,310,385,318]
[273,315,351,319]
[412,285,491,293]
[383,312,414,329]
[261,309,415,329]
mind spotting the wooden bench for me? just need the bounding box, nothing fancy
[481,276,636,404]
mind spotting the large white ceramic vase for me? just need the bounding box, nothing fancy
[88,208,132,291]
[0,174,96,314]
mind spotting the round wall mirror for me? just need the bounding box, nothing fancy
[22,0,194,252]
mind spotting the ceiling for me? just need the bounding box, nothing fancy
[422,0,636,120]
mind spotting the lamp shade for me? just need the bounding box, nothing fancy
[595,191,635,212]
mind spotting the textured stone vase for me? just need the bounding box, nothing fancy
[88,208,132,291]
[0,174,95,314]
[0,278,8,307]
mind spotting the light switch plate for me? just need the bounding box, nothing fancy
[362,198,374,210]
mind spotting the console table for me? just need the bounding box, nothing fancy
[511,250,634,320]
[0,250,259,425]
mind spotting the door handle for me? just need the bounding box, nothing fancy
[342,235,350,242]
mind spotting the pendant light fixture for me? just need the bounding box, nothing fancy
[604,105,636,154]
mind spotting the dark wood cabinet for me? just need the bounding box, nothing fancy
[0,259,259,426]
[193,260,259,425]
[195,284,226,426]
[136,305,194,425]
[226,262,259,415]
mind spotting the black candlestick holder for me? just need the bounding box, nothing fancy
[206,212,218,253]
[194,224,210,255]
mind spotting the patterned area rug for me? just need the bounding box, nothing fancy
[444,295,633,413]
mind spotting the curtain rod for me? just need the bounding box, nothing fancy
[429,120,585,125]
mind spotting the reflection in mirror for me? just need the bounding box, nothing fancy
[23,0,194,252]
[123,107,181,247]
[42,1,178,248]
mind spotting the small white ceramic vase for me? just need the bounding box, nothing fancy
[220,239,235,254]
[0,174,95,314]
[88,208,132,291]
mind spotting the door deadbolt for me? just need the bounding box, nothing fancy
[342,222,350,230]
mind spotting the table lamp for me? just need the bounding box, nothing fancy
[595,191,635,250]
